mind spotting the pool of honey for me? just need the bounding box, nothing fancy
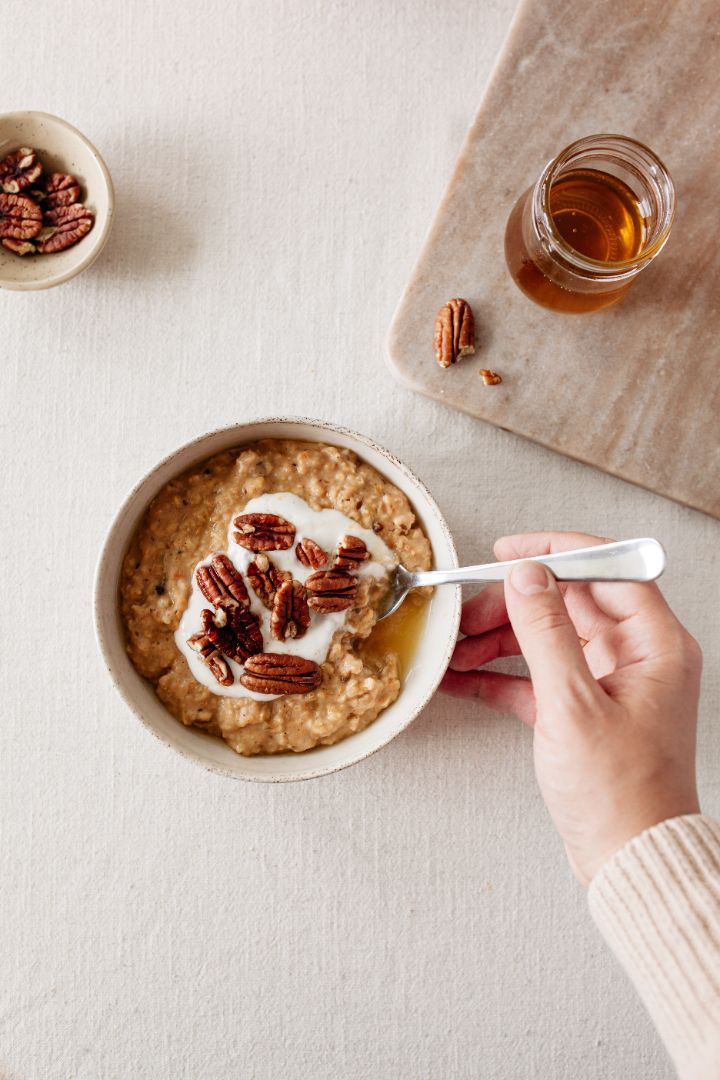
[360,591,429,679]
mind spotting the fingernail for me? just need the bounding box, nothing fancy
[510,561,551,596]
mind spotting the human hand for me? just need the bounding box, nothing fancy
[441,532,702,885]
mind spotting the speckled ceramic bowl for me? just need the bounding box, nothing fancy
[94,418,460,782]
[0,111,114,291]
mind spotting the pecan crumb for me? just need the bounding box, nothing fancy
[479,368,502,385]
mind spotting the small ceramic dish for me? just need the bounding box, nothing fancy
[0,111,114,291]
[94,418,460,782]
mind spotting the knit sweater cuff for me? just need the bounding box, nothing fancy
[588,815,720,1080]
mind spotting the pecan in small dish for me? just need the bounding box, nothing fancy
[37,203,94,254]
[434,297,475,368]
[0,193,42,241]
[0,148,43,194]
[0,148,94,257]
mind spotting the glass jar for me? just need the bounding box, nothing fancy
[504,134,676,313]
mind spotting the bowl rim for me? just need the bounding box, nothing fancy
[0,109,115,291]
[93,416,461,781]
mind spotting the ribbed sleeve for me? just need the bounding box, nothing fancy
[589,815,720,1080]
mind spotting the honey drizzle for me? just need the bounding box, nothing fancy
[360,591,429,680]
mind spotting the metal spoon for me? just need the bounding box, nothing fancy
[377,537,666,621]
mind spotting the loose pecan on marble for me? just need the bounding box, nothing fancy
[240,653,321,696]
[434,297,475,368]
[36,203,94,254]
[196,554,250,610]
[305,569,357,613]
[232,512,296,552]
[0,193,42,241]
[246,553,290,610]
[295,537,328,570]
[333,535,369,570]
[0,148,43,194]
[270,580,310,641]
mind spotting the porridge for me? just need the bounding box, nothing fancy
[120,439,432,755]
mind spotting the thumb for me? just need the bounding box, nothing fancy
[504,561,600,714]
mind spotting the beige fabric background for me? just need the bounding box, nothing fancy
[1,2,718,1078]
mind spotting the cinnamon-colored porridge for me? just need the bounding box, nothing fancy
[120,440,431,755]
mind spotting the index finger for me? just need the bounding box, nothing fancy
[494,531,673,623]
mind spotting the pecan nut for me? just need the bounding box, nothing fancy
[232,512,296,552]
[0,193,42,240]
[0,148,43,194]
[240,653,321,695]
[43,172,81,210]
[247,553,290,609]
[200,606,262,664]
[295,537,328,570]
[333,534,370,570]
[270,580,310,641]
[434,297,475,368]
[196,554,250,610]
[305,569,357,612]
[186,621,234,687]
[479,368,502,385]
[36,203,94,254]
[1,238,36,256]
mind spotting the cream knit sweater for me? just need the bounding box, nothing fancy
[589,815,720,1079]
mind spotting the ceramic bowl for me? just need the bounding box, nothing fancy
[94,418,460,782]
[0,111,114,291]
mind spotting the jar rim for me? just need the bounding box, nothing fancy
[533,134,676,280]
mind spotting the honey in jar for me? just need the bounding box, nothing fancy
[504,135,676,313]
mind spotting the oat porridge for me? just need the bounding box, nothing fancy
[120,439,432,755]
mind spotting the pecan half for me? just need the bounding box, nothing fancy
[247,553,290,610]
[305,569,357,612]
[0,193,42,240]
[240,653,321,696]
[270,580,310,641]
[295,537,328,570]
[434,297,475,368]
[186,624,234,687]
[232,512,296,552]
[196,553,250,610]
[36,203,94,254]
[44,172,81,210]
[200,606,262,664]
[333,534,370,570]
[0,148,43,194]
[1,238,36,256]
[479,368,502,385]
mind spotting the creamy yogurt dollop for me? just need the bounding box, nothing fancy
[175,492,395,700]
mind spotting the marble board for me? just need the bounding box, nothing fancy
[387,0,720,518]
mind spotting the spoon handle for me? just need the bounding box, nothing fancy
[412,538,666,587]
